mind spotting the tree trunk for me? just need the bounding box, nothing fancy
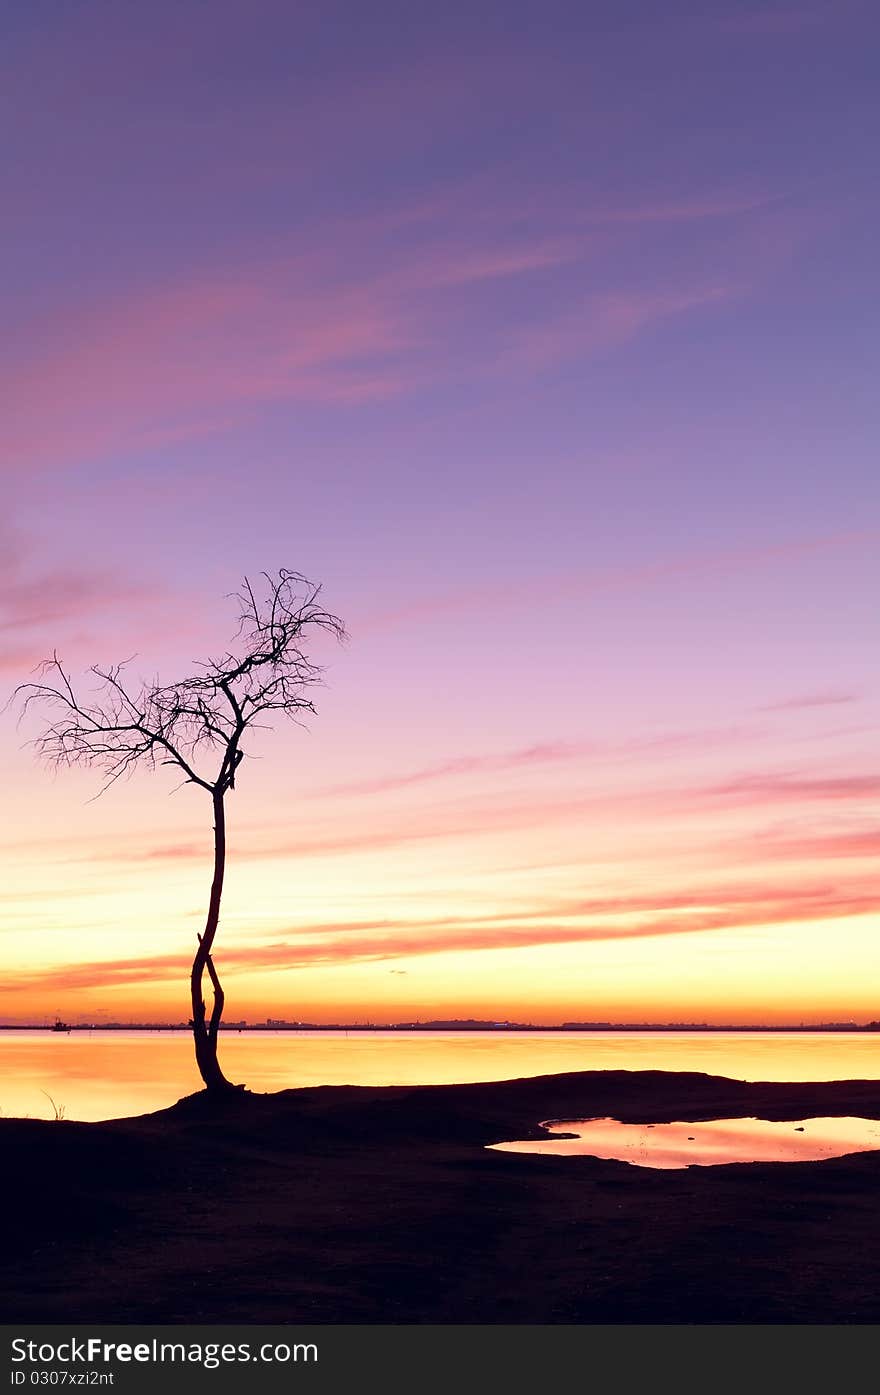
[190,789,237,1092]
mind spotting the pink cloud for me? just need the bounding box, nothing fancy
[575,191,782,225]
[66,757,880,871]
[1,266,413,473]
[0,564,130,636]
[510,284,738,370]
[262,765,880,859]
[0,526,155,676]
[321,741,581,798]
[756,692,859,712]
[0,643,49,676]
[715,4,843,35]
[702,772,880,804]
[388,169,781,236]
[5,884,876,994]
[362,528,879,634]
[737,826,880,862]
[320,725,763,799]
[399,238,583,289]
[0,168,795,478]
[2,230,571,473]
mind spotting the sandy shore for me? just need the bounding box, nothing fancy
[4,1068,880,1324]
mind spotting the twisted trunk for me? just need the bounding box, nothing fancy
[190,788,237,1092]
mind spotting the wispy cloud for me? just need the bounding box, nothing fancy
[735,825,880,863]
[508,284,738,370]
[702,771,880,804]
[61,754,880,871]
[397,238,581,290]
[0,166,789,477]
[574,191,782,225]
[1,270,411,472]
[756,692,859,713]
[1,231,584,473]
[363,528,878,634]
[5,882,876,994]
[0,526,152,675]
[321,725,762,799]
[714,4,845,35]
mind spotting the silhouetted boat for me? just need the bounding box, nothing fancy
[51,1019,71,1033]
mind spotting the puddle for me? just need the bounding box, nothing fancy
[489,1115,880,1169]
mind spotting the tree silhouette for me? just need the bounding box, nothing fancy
[14,569,346,1094]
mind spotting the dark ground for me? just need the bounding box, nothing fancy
[3,1069,880,1324]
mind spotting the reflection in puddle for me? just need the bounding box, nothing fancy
[490,1115,880,1169]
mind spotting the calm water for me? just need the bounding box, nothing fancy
[1,1030,879,1122]
[490,1115,880,1169]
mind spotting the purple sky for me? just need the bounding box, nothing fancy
[2,1,879,1024]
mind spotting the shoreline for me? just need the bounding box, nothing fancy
[4,1067,880,1324]
[4,1023,879,1033]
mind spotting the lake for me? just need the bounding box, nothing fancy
[2,1029,880,1122]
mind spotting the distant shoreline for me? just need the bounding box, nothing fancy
[2,1022,879,1034]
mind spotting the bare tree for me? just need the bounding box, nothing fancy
[14,569,346,1094]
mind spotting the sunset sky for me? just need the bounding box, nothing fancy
[2,0,878,1027]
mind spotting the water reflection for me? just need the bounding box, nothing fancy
[2,1029,880,1122]
[490,1115,880,1168]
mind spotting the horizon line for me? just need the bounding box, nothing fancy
[3,1018,879,1033]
